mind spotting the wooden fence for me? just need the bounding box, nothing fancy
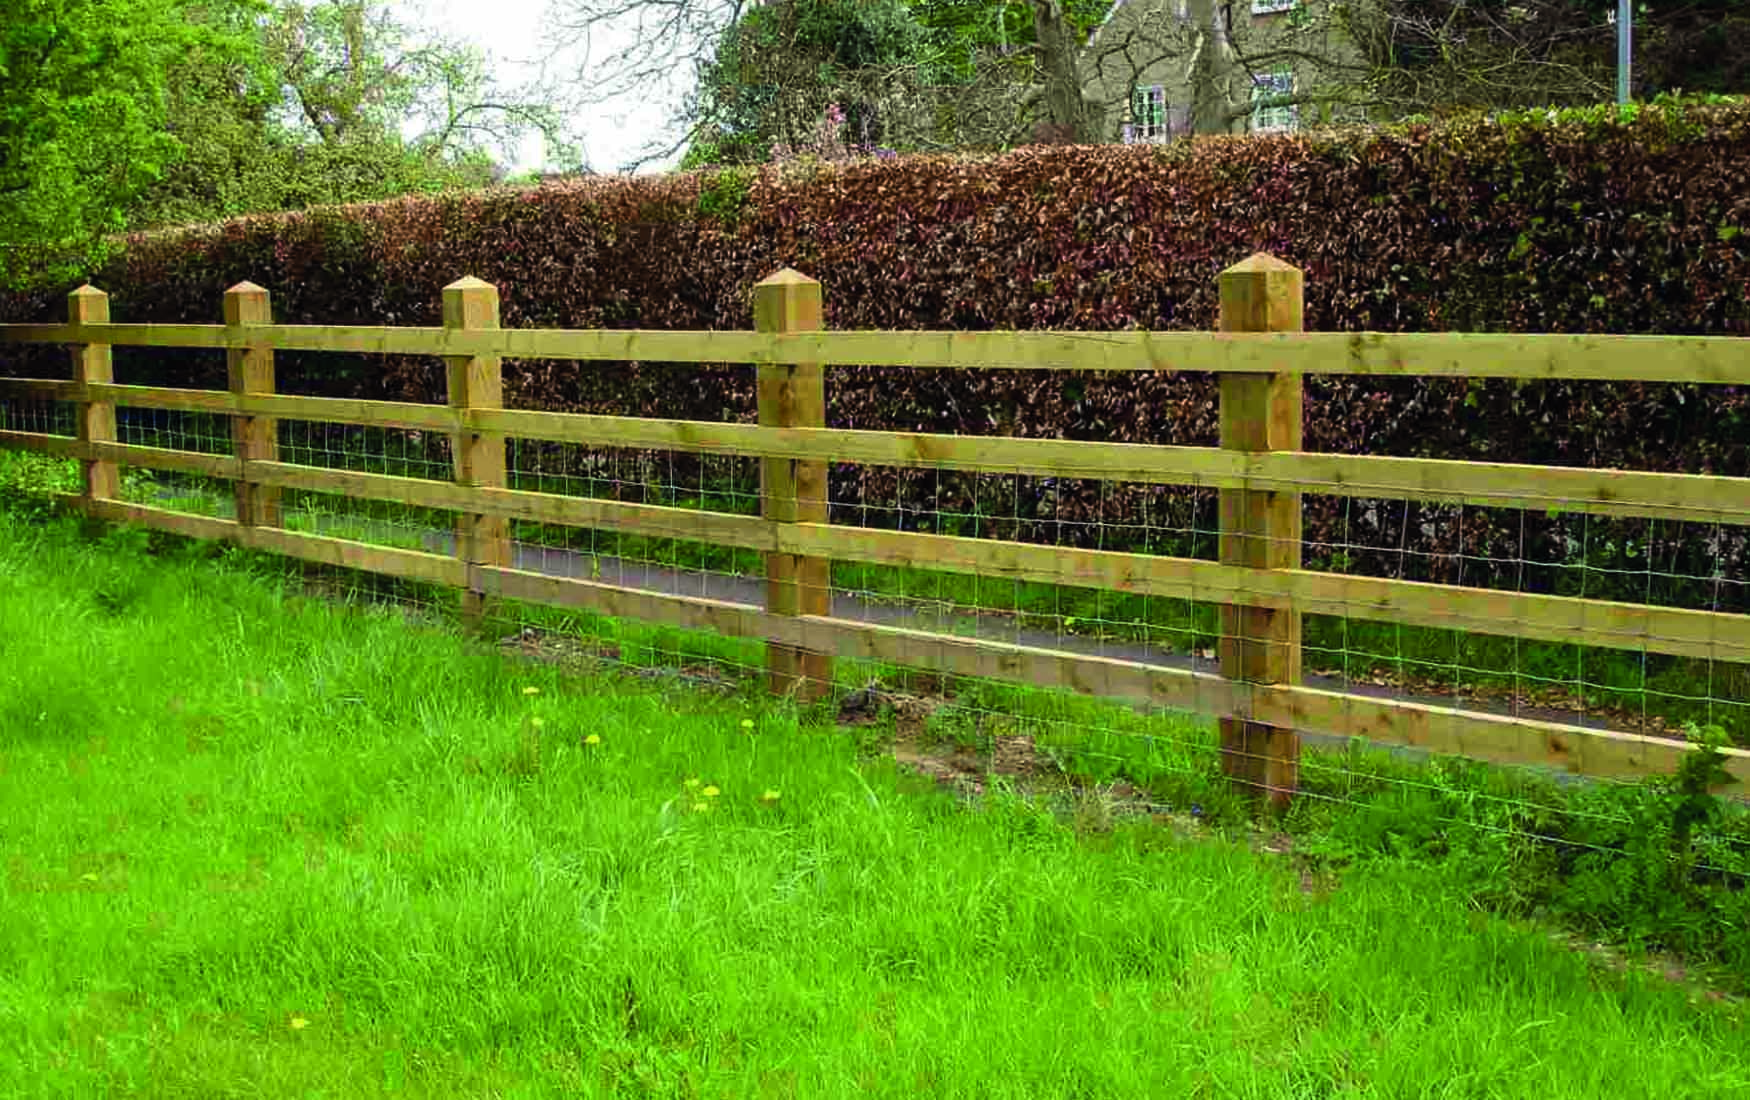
[3,253,1749,805]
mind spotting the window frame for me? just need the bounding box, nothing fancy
[1128,83,1169,143]
[1250,69,1298,133]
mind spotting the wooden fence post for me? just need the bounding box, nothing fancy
[226,282,280,529]
[70,286,117,510]
[444,276,508,633]
[1217,253,1304,810]
[755,269,832,702]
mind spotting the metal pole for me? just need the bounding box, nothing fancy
[1617,0,1633,104]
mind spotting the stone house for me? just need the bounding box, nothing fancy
[1081,0,1371,142]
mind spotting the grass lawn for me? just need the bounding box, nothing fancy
[2,509,1747,1098]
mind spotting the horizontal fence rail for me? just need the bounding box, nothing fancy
[4,324,1750,384]
[0,431,1744,667]
[3,256,1747,805]
[2,386,1746,526]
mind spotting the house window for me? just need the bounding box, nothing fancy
[1129,84,1168,142]
[1252,0,1297,13]
[1251,69,1297,133]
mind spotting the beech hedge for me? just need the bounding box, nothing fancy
[3,98,1748,612]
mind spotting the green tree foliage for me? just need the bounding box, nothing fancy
[906,0,1112,81]
[2,0,575,285]
[683,0,1120,166]
[132,1,575,230]
[688,0,926,165]
[0,0,257,284]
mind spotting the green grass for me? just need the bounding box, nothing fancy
[18,441,1743,989]
[2,511,1749,1097]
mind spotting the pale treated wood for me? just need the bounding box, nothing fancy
[794,614,1246,717]
[1217,253,1304,808]
[86,383,239,416]
[51,430,1750,667]
[0,378,79,401]
[445,276,508,631]
[0,430,81,456]
[472,566,1237,717]
[87,498,463,585]
[1,433,241,480]
[1246,684,1750,786]
[462,560,1750,785]
[779,523,1750,664]
[6,321,1749,385]
[249,461,776,549]
[80,385,456,431]
[37,430,1750,665]
[471,409,1750,528]
[755,268,832,701]
[57,390,1750,526]
[70,486,1750,787]
[477,566,774,640]
[246,526,466,587]
[472,487,774,549]
[251,394,457,433]
[89,442,242,481]
[1250,452,1750,526]
[226,282,279,528]
[69,287,118,506]
[138,447,1750,665]
[87,499,238,543]
[789,613,1750,787]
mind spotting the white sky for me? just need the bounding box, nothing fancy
[405,0,693,175]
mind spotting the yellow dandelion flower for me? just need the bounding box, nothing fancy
[584,734,602,746]
[522,686,541,696]
[740,718,755,730]
[289,1017,310,1031]
[760,789,781,803]
[530,716,544,730]
[702,785,720,798]
[79,872,98,882]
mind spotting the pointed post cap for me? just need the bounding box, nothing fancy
[1218,253,1302,334]
[444,275,496,291]
[68,283,109,322]
[443,275,500,329]
[224,280,271,325]
[756,267,819,288]
[754,268,822,333]
[1221,252,1298,276]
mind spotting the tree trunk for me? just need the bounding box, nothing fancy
[1030,0,1104,142]
[1187,0,1239,134]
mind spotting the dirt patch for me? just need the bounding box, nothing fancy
[496,627,742,694]
[840,681,1201,834]
[497,625,609,667]
[1542,930,1745,1009]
